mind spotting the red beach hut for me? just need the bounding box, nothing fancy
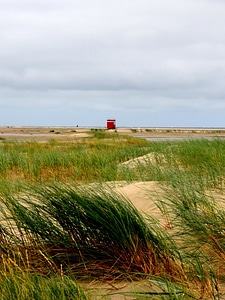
[106,119,116,129]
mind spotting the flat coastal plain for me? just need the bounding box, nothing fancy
[0,126,225,142]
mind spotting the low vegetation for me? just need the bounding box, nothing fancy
[0,131,225,298]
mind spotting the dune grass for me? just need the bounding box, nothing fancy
[0,183,184,280]
[0,264,88,300]
[0,134,151,184]
[0,133,225,298]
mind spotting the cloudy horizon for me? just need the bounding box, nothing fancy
[1,0,225,127]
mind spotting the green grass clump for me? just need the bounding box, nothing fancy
[165,139,225,190]
[0,183,184,282]
[0,135,151,183]
[0,258,89,300]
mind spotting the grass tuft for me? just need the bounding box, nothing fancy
[0,183,185,282]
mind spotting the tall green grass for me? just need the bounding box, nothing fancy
[0,183,184,281]
[0,136,225,298]
[0,257,89,300]
[0,135,151,184]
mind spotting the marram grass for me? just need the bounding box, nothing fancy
[0,135,151,183]
[0,137,225,298]
[0,183,184,281]
[0,256,89,300]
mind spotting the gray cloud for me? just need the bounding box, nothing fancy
[0,0,225,126]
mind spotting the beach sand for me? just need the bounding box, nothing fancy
[0,126,225,142]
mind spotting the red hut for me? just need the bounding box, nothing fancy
[106,119,116,129]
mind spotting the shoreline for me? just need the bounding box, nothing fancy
[0,126,225,142]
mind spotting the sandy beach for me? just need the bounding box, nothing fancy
[0,126,225,142]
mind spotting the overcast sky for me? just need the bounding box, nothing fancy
[0,0,225,127]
